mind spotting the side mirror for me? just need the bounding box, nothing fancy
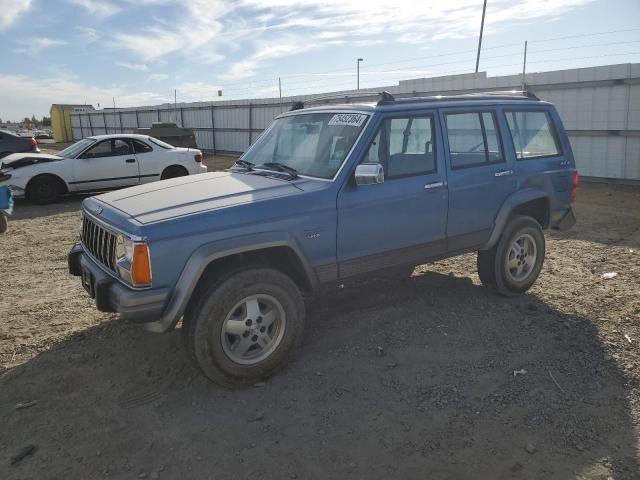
[354,163,384,185]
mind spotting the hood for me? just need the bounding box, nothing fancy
[94,171,306,224]
[1,153,62,170]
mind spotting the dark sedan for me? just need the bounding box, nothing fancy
[0,130,39,159]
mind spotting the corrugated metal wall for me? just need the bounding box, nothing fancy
[71,63,640,181]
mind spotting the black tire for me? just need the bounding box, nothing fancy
[183,267,306,388]
[477,248,496,288]
[0,213,7,234]
[161,165,188,180]
[27,175,64,204]
[481,215,545,296]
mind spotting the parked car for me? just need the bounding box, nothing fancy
[68,92,578,387]
[0,130,39,159]
[0,134,207,204]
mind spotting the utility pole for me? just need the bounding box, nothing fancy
[521,40,528,92]
[174,89,177,125]
[475,0,487,73]
[357,58,363,91]
[278,77,282,113]
[112,97,116,108]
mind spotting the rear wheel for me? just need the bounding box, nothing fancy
[27,175,64,204]
[0,213,7,234]
[477,215,545,296]
[183,267,306,388]
[161,165,188,180]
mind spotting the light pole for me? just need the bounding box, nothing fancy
[475,0,487,73]
[357,58,363,91]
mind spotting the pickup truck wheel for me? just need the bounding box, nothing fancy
[493,215,545,296]
[183,267,306,388]
[0,213,7,234]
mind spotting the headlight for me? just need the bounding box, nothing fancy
[115,234,151,287]
[115,234,133,262]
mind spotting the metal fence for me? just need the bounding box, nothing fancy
[71,63,640,181]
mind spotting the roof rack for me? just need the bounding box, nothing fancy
[377,89,539,105]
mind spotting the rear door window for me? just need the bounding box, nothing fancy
[445,111,504,169]
[505,110,561,159]
[132,139,153,153]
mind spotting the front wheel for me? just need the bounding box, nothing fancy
[183,268,306,387]
[27,175,63,204]
[0,213,7,234]
[477,215,545,296]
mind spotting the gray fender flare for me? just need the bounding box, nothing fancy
[482,188,549,250]
[144,231,317,333]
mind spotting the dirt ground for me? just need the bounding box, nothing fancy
[1,165,639,478]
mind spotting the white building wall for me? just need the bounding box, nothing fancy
[70,63,640,181]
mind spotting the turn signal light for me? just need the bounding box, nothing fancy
[30,137,37,146]
[570,172,579,203]
[194,153,202,163]
[131,243,152,286]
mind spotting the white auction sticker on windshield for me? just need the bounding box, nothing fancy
[328,113,367,127]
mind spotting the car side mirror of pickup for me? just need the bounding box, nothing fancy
[354,163,384,185]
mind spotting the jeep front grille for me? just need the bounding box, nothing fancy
[81,215,117,273]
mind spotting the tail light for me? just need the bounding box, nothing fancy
[570,171,579,203]
[194,153,202,163]
[30,137,37,147]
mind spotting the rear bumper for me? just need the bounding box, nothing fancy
[68,243,171,326]
[551,207,576,231]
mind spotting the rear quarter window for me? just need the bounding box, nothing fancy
[505,110,562,160]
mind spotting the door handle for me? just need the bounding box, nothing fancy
[494,169,514,177]
[125,158,136,163]
[424,181,445,190]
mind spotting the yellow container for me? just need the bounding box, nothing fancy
[50,104,93,143]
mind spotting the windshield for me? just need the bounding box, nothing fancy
[241,112,369,179]
[149,137,174,149]
[58,138,96,158]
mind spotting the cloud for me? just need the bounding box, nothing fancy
[115,61,150,72]
[111,0,229,61]
[74,26,101,43]
[0,0,32,30]
[0,73,170,119]
[149,73,169,81]
[68,0,120,17]
[13,37,67,55]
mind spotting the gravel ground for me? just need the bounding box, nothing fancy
[0,171,639,479]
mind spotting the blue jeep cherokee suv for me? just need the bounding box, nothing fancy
[69,91,577,387]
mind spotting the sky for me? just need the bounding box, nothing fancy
[0,0,639,120]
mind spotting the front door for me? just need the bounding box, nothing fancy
[337,111,448,278]
[71,138,140,191]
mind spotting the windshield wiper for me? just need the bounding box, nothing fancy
[232,159,255,171]
[259,162,299,178]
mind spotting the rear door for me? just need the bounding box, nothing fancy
[71,138,140,191]
[503,107,575,208]
[337,110,448,277]
[440,108,517,251]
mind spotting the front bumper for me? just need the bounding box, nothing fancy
[68,243,170,326]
